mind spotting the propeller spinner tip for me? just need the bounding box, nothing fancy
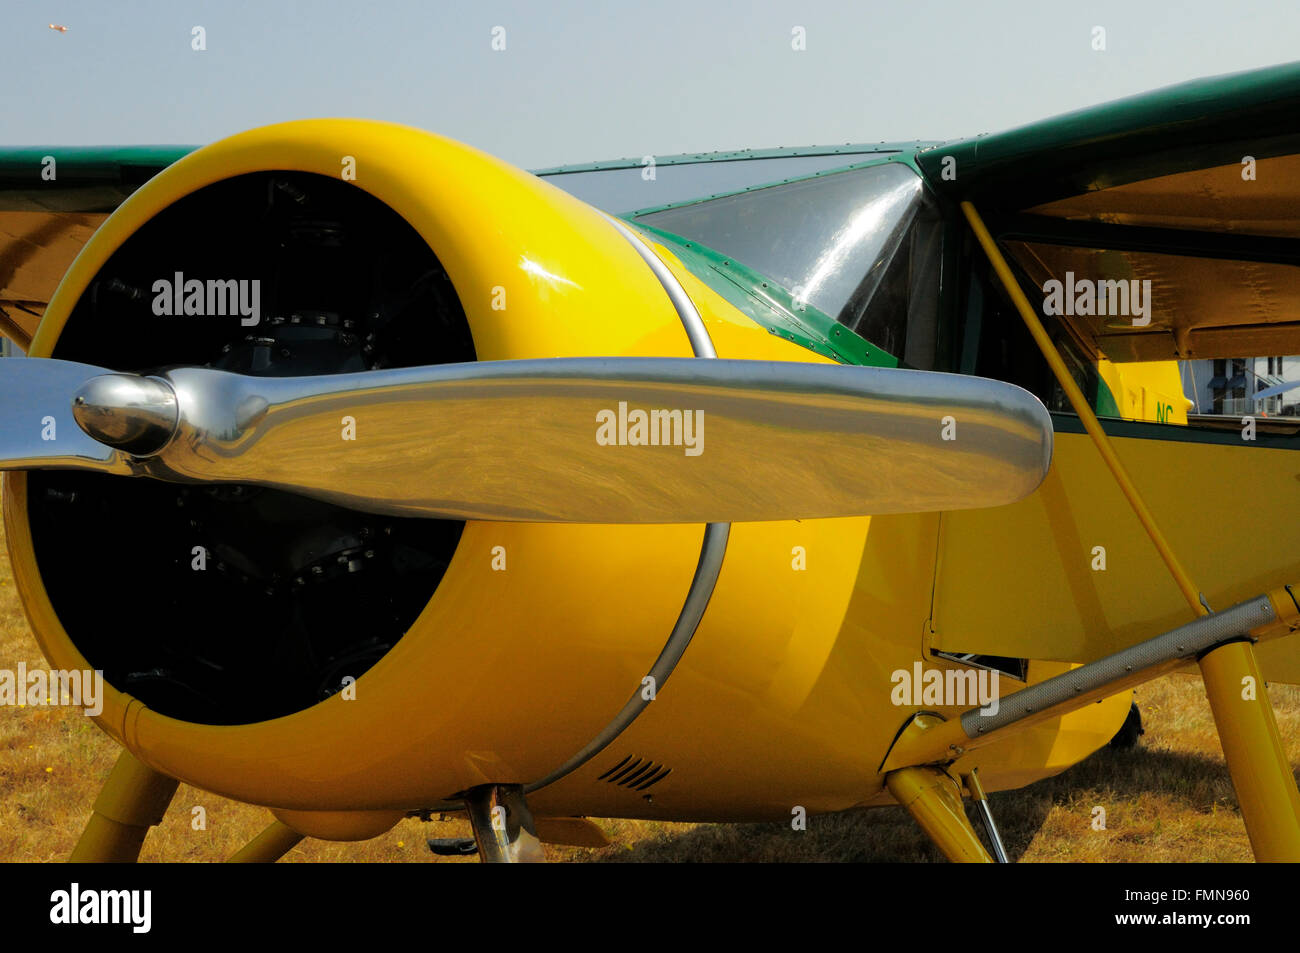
[72,374,178,456]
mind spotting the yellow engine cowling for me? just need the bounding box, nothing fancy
[4,120,1129,829]
[2,120,849,812]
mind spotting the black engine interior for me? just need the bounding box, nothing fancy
[28,171,475,725]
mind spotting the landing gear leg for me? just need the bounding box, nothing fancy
[70,751,178,862]
[885,765,993,863]
[464,784,546,863]
[227,819,305,863]
[964,767,1009,862]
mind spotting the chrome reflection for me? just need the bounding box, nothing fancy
[637,163,933,345]
[72,373,177,455]
[800,172,920,309]
[0,356,1052,523]
[0,357,129,472]
[463,784,546,863]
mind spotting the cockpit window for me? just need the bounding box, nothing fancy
[635,163,942,366]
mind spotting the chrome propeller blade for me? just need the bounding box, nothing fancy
[0,356,1052,522]
[0,358,135,473]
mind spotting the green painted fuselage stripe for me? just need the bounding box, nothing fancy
[627,220,898,368]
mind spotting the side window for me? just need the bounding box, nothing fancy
[991,238,1300,433]
[1184,355,1298,422]
[960,258,1060,405]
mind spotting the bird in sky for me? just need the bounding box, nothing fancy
[49,24,68,33]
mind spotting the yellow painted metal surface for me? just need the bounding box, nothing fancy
[964,201,1208,617]
[1097,358,1190,425]
[950,200,1299,686]
[272,808,404,841]
[885,766,992,863]
[1199,640,1300,860]
[5,120,1134,829]
[932,431,1300,678]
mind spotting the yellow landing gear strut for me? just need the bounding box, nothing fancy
[227,820,305,863]
[69,751,177,863]
[885,766,993,863]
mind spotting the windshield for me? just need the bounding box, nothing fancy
[535,152,897,215]
[636,162,942,366]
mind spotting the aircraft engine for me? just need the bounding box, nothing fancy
[3,120,719,819]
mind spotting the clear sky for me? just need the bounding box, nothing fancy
[4,1,1298,169]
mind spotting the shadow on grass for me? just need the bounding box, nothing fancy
[576,743,1257,862]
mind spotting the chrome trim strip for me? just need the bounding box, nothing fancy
[521,216,728,796]
[524,521,729,794]
[604,215,717,359]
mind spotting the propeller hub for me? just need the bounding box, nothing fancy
[72,373,178,456]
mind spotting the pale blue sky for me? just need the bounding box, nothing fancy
[4,1,1298,168]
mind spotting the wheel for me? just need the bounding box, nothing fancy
[1108,701,1145,749]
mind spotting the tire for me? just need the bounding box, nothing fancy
[1108,701,1145,749]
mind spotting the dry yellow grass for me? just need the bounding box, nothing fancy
[1,510,1296,863]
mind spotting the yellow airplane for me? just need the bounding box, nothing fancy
[1,61,1298,864]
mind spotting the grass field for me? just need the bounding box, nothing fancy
[2,511,1297,862]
